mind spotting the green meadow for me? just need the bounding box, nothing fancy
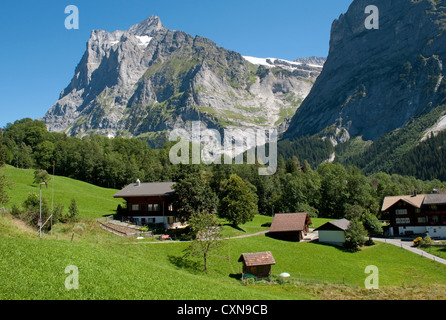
[2,165,123,219]
[1,165,446,300]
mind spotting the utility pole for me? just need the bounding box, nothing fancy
[39,182,48,239]
[51,161,55,236]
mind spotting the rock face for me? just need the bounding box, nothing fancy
[42,15,324,145]
[284,0,446,142]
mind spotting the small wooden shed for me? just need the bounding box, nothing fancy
[238,251,276,278]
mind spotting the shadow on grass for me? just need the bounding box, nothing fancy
[229,273,242,281]
[168,254,202,273]
[307,240,362,253]
[101,212,116,218]
[223,223,245,233]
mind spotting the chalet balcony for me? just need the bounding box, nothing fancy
[125,210,166,217]
[119,205,173,217]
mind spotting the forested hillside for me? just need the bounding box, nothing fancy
[1,118,445,220]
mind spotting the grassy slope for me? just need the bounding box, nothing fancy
[1,166,446,300]
[2,165,123,219]
[1,217,446,300]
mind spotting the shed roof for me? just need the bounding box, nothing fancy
[114,182,176,198]
[268,213,311,233]
[423,194,446,205]
[381,194,425,212]
[238,251,276,266]
[314,218,350,231]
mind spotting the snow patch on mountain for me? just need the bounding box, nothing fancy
[242,56,324,72]
[135,35,152,47]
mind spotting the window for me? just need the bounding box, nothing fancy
[396,218,410,224]
[395,209,407,215]
[432,215,439,223]
[168,204,173,212]
[148,204,153,212]
[417,217,426,223]
[153,204,160,211]
[131,204,140,211]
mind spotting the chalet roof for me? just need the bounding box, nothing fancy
[423,194,446,205]
[381,194,426,212]
[238,251,276,266]
[114,182,176,198]
[314,218,350,231]
[268,213,311,233]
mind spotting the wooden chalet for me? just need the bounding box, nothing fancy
[266,213,312,242]
[382,193,446,238]
[238,251,276,278]
[114,180,183,229]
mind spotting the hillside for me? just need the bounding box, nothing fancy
[1,167,446,300]
[1,209,446,300]
[1,165,122,219]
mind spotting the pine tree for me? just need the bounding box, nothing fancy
[69,199,79,219]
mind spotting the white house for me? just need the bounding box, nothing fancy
[314,219,350,246]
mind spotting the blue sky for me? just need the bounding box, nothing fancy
[0,0,353,128]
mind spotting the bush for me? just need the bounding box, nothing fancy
[53,203,64,223]
[69,199,79,220]
[21,192,51,231]
[420,236,434,246]
[33,169,49,185]
[11,205,21,218]
[73,223,86,235]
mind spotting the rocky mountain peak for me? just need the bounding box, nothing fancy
[128,15,166,36]
[42,15,324,146]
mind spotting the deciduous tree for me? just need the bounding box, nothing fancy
[344,218,367,251]
[172,174,218,220]
[184,211,223,272]
[218,174,257,227]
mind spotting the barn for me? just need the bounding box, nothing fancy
[266,213,312,242]
[238,251,276,278]
[314,218,350,246]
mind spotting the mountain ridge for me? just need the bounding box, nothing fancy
[278,0,446,180]
[284,0,446,142]
[42,15,324,146]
